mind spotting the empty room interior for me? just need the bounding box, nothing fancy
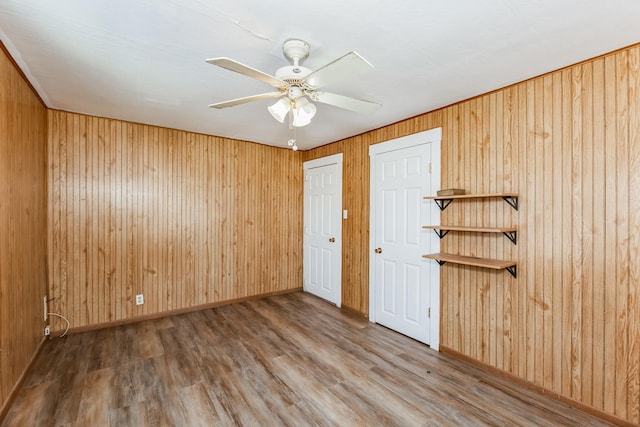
[1,1,640,426]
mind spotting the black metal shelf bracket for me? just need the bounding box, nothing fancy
[434,199,453,211]
[506,265,517,278]
[435,259,447,266]
[433,229,450,239]
[502,231,517,245]
[502,196,519,211]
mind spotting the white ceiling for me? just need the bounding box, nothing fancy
[1,1,639,150]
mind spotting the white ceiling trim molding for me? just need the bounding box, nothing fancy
[0,29,50,106]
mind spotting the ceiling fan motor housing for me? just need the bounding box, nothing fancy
[275,65,312,80]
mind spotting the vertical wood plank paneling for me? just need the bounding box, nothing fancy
[525,79,536,384]
[505,85,518,377]
[479,95,490,365]
[0,46,47,413]
[581,60,595,408]
[627,45,640,424]
[85,114,95,324]
[541,74,553,391]
[570,64,584,402]
[591,57,606,411]
[466,100,476,359]
[602,52,618,416]
[448,105,461,351]
[302,43,640,424]
[493,90,503,372]
[515,81,528,382]
[47,112,303,332]
[462,101,477,357]
[550,71,563,394]
[49,110,61,330]
[58,113,69,331]
[160,127,169,311]
[151,126,161,314]
[501,87,513,375]
[125,123,134,318]
[560,67,574,399]
[79,115,88,323]
[615,49,630,421]
[533,76,544,387]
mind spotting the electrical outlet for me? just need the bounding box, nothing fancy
[44,296,48,321]
[44,326,50,337]
[135,294,144,305]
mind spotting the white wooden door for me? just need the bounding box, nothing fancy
[303,154,342,306]
[369,129,441,348]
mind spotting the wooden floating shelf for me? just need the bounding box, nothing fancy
[423,252,517,278]
[422,225,517,244]
[424,192,519,200]
[424,192,519,211]
[423,252,515,269]
[423,225,516,233]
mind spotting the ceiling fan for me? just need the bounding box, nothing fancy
[206,39,381,128]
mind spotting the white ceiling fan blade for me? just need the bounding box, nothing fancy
[303,52,374,89]
[206,57,287,90]
[311,91,381,114]
[208,92,283,109]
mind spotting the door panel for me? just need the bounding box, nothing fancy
[383,188,398,242]
[303,155,342,306]
[382,260,397,315]
[373,144,435,344]
[405,264,420,323]
[406,187,421,246]
[321,248,332,291]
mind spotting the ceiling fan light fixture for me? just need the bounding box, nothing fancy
[268,98,291,123]
[207,38,378,132]
[292,96,316,127]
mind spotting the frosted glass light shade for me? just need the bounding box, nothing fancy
[268,98,291,123]
[292,97,316,127]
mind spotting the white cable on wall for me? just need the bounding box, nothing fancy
[47,312,70,338]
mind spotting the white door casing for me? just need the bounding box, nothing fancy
[369,128,441,350]
[303,154,343,307]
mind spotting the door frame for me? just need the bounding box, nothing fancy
[303,153,343,307]
[368,127,441,350]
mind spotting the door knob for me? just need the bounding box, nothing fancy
[374,248,382,254]
[329,237,336,243]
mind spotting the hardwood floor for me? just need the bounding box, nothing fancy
[2,292,614,426]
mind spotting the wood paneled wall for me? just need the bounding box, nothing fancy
[47,110,302,330]
[0,46,47,413]
[303,44,640,424]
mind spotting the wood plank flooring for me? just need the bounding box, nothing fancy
[2,292,614,426]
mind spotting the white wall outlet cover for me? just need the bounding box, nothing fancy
[343,209,348,219]
[135,294,144,305]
